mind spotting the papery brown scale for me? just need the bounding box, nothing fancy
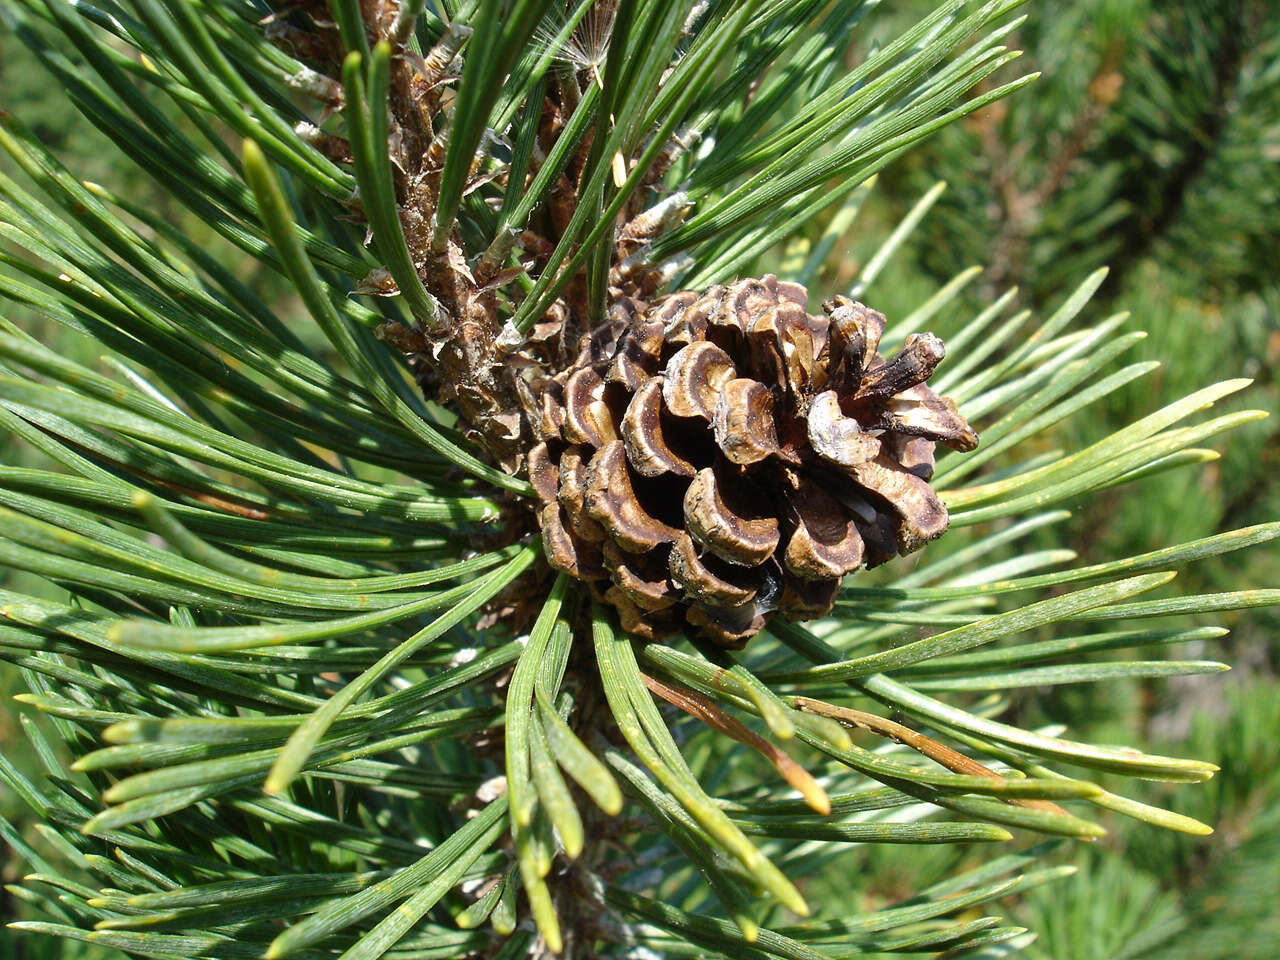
[874,384,979,452]
[558,446,607,543]
[779,469,865,581]
[724,277,777,330]
[824,296,885,393]
[807,391,880,468]
[604,586,681,640]
[622,378,696,478]
[536,378,566,441]
[780,575,841,620]
[662,342,737,420]
[668,533,759,607]
[540,502,607,581]
[776,279,810,306]
[851,506,902,569]
[651,291,700,331]
[527,442,559,503]
[601,541,680,612]
[663,290,719,355]
[713,378,778,465]
[683,466,780,567]
[856,332,946,400]
[585,441,681,552]
[563,368,617,447]
[685,602,767,650]
[848,454,950,554]
[607,318,664,390]
[884,433,938,480]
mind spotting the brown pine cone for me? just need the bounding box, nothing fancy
[524,275,977,647]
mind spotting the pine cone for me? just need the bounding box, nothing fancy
[524,276,978,647]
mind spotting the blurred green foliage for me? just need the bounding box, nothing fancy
[873,0,1280,588]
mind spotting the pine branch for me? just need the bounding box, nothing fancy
[0,2,1274,959]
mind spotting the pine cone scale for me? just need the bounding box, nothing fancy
[558,446,607,542]
[584,441,681,552]
[683,466,780,566]
[848,455,950,552]
[563,368,616,446]
[620,378,696,478]
[808,391,881,467]
[782,472,865,581]
[714,378,778,465]
[662,341,736,419]
[669,532,759,607]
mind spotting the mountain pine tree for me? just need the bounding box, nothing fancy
[0,2,1275,958]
